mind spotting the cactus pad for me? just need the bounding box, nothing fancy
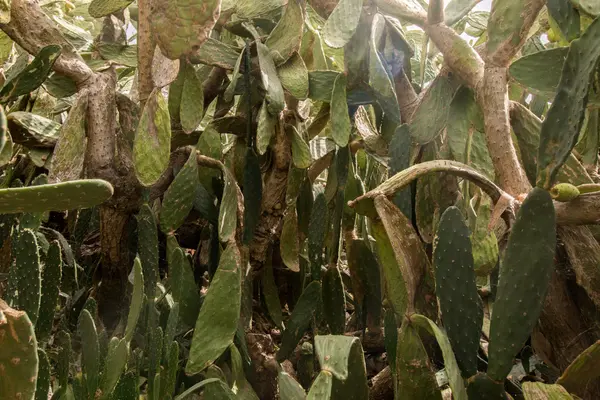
[487,188,557,382]
[0,179,114,213]
[0,300,39,400]
[434,206,483,378]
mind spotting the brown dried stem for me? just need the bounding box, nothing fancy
[137,0,156,107]
[0,0,93,85]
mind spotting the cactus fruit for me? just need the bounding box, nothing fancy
[487,188,557,382]
[0,179,114,213]
[35,240,62,343]
[8,228,42,325]
[434,206,483,378]
[550,183,580,202]
[0,299,39,400]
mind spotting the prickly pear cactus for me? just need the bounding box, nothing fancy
[0,179,114,213]
[0,299,39,400]
[434,206,483,379]
[8,228,42,325]
[487,188,557,382]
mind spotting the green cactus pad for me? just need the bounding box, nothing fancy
[78,309,100,398]
[170,247,201,327]
[557,339,600,397]
[35,349,51,400]
[0,179,114,213]
[35,241,62,343]
[133,88,172,187]
[55,331,71,391]
[179,60,205,134]
[277,52,310,100]
[160,150,199,234]
[280,206,300,272]
[0,300,39,400]
[369,15,401,122]
[152,0,220,59]
[257,100,277,155]
[109,372,138,400]
[466,372,508,400]
[278,370,306,399]
[322,267,346,335]
[8,228,42,325]
[396,320,442,399]
[537,17,600,189]
[160,341,179,399]
[262,248,284,328]
[434,206,483,378]
[277,281,322,362]
[88,0,133,18]
[0,45,61,103]
[218,167,238,243]
[307,370,333,400]
[186,242,242,375]
[330,73,351,147]
[487,188,557,382]
[124,258,144,343]
[136,204,159,299]
[265,0,304,65]
[49,93,88,183]
[7,111,60,148]
[410,75,458,145]
[509,48,568,96]
[411,314,468,399]
[309,191,329,279]
[147,326,163,400]
[322,0,363,49]
[100,337,129,399]
[257,41,285,115]
[308,70,339,102]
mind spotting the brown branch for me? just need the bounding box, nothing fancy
[375,0,428,27]
[485,0,546,67]
[0,0,93,85]
[427,0,444,25]
[425,22,484,90]
[554,194,600,226]
[137,0,156,107]
[479,67,531,195]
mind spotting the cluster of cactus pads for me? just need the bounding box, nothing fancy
[430,188,557,398]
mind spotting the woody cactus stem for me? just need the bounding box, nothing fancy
[480,66,531,195]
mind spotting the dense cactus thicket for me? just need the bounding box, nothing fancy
[3,0,600,399]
